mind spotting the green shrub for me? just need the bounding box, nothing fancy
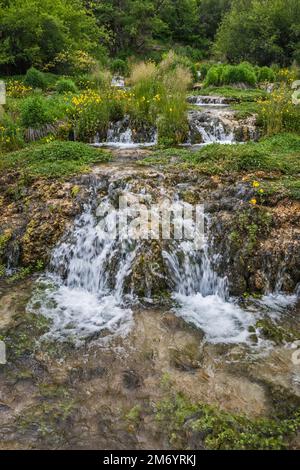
[56,78,78,94]
[128,56,191,144]
[257,67,276,83]
[20,95,55,129]
[198,63,211,80]
[205,63,257,87]
[24,67,47,90]
[205,65,224,86]
[68,90,110,142]
[20,95,54,129]
[111,59,128,76]
[224,63,257,86]
[108,92,127,122]
[258,82,300,135]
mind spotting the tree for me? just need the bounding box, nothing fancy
[0,0,106,74]
[198,0,232,41]
[214,0,300,66]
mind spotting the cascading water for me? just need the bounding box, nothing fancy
[187,109,236,145]
[94,114,157,148]
[187,95,231,107]
[28,184,139,345]
[28,173,298,346]
[162,217,255,344]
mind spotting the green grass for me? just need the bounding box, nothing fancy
[0,141,111,178]
[139,134,300,199]
[194,86,267,102]
[143,134,300,176]
[232,101,260,119]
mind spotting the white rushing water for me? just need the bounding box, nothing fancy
[162,220,254,344]
[29,184,298,346]
[94,118,158,148]
[28,195,138,345]
[188,95,230,108]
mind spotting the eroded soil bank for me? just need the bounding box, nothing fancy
[0,149,300,450]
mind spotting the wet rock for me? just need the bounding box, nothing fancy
[169,343,203,372]
[122,370,142,390]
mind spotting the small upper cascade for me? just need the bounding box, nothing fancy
[111,76,125,88]
[187,95,232,107]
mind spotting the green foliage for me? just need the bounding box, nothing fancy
[20,95,54,129]
[0,141,111,178]
[128,54,192,144]
[24,67,47,90]
[0,0,106,74]
[148,133,300,176]
[0,114,24,152]
[56,78,78,94]
[222,63,257,86]
[214,0,300,66]
[257,66,276,83]
[111,59,129,76]
[156,391,300,450]
[258,82,300,135]
[205,63,257,87]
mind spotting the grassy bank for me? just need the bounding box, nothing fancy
[140,133,300,199]
[0,141,110,179]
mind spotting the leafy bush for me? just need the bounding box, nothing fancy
[258,83,300,135]
[107,89,127,121]
[224,63,257,86]
[111,59,128,76]
[198,63,212,80]
[205,65,224,86]
[128,56,191,144]
[56,78,78,94]
[0,141,110,178]
[24,67,47,90]
[6,80,32,98]
[205,63,257,87]
[257,67,276,83]
[20,95,54,128]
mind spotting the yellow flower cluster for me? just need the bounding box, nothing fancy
[277,68,297,85]
[257,80,298,134]
[71,89,102,108]
[249,181,265,205]
[0,124,21,145]
[68,89,102,120]
[6,80,32,98]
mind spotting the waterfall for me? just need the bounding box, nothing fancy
[163,218,255,344]
[94,117,157,148]
[28,179,298,346]
[28,188,139,345]
[187,110,235,145]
